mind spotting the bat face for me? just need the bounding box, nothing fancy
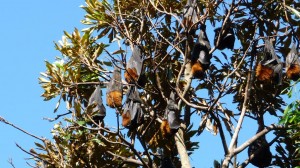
[256,39,283,84]
[122,86,143,129]
[214,27,235,50]
[125,46,143,84]
[161,92,180,138]
[106,67,123,108]
[88,85,106,122]
[286,44,300,81]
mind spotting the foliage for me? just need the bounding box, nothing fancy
[26,0,300,167]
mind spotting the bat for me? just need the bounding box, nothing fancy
[191,24,212,78]
[286,44,300,81]
[214,27,235,50]
[124,46,145,86]
[183,0,198,34]
[248,116,272,168]
[256,38,283,84]
[160,92,180,138]
[122,86,144,129]
[88,85,106,123]
[106,66,123,108]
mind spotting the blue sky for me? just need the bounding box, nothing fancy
[0,1,281,168]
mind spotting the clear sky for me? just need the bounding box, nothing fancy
[0,1,279,168]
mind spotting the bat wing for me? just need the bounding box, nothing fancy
[88,85,106,120]
[164,92,180,130]
[272,63,283,85]
[198,24,211,50]
[126,46,144,84]
[214,27,235,50]
[127,46,143,76]
[123,86,143,128]
[286,44,299,67]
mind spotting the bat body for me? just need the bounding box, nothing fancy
[286,44,300,81]
[161,92,180,138]
[248,129,272,168]
[256,38,283,84]
[88,85,106,123]
[214,27,235,50]
[122,86,144,129]
[106,67,123,108]
[125,46,145,86]
[191,24,211,78]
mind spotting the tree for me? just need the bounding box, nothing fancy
[2,0,299,167]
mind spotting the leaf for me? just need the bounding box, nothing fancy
[34,142,46,150]
[285,5,300,18]
[77,120,86,126]
[92,138,106,146]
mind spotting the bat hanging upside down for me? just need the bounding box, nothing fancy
[214,26,235,50]
[122,86,144,129]
[191,24,212,78]
[256,38,283,84]
[88,85,106,123]
[286,44,300,81]
[106,66,123,108]
[124,46,146,86]
[160,92,180,138]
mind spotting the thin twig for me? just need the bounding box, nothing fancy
[0,116,44,142]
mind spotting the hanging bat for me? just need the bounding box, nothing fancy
[248,116,272,168]
[286,44,300,81]
[160,92,180,138]
[106,66,123,108]
[124,46,145,86]
[191,24,212,78]
[88,85,106,123]
[183,0,198,34]
[214,27,235,50]
[256,38,283,85]
[122,86,144,129]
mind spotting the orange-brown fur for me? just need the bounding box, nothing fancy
[287,64,300,81]
[191,61,204,78]
[122,111,131,127]
[160,120,172,138]
[106,90,122,108]
[124,68,138,83]
[256,63,273,82]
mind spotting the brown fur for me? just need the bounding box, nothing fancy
[160,120,172,138]
[124,68,138,83]
[256,63,273,82]
[191,61,204,78]
[122,111,131,127]
[106,91,122,108]
[287,64,300,81]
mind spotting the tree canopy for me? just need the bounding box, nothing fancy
[9,0,300,167]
